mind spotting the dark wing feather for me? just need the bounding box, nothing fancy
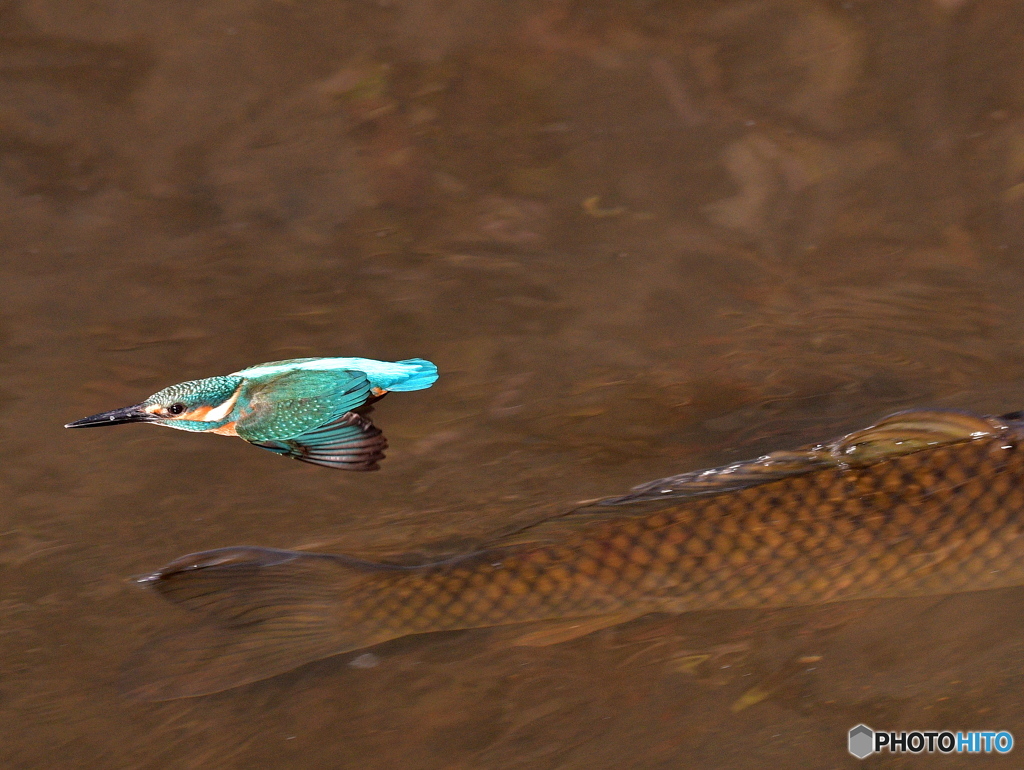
[248,412,388,471]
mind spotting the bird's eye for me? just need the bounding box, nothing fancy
[167,403,186,416]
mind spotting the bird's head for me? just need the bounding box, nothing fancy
[65,376,243,431]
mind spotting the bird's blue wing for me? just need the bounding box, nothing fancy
[247,413,387,471]
[235,370,371,442]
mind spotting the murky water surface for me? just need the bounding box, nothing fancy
[5,0,1024,766]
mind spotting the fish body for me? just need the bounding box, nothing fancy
[130,410,1024,699]
[65,357,438,470]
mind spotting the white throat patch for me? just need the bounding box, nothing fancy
[200,386,241,422]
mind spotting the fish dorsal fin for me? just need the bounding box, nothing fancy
[486,411,1007,546]
[827,410,1002,464]
[599,409,1005,505]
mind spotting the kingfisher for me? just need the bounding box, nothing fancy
[65,357,438,470]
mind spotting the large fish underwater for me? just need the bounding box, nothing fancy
[126,409,1024,700]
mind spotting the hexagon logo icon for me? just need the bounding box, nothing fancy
[849,724,874,759]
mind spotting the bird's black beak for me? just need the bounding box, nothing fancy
[64,404,158,428]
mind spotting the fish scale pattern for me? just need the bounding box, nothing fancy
[342,432,1024,638]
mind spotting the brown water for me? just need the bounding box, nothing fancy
[5,0,1024,766]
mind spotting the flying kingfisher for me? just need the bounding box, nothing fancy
[65,357,438,470]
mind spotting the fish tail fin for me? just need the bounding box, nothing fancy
[387,358,439,391]
[123,547,387,701]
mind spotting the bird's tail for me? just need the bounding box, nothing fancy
[123,547,394,701]
[388,358,439,391]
